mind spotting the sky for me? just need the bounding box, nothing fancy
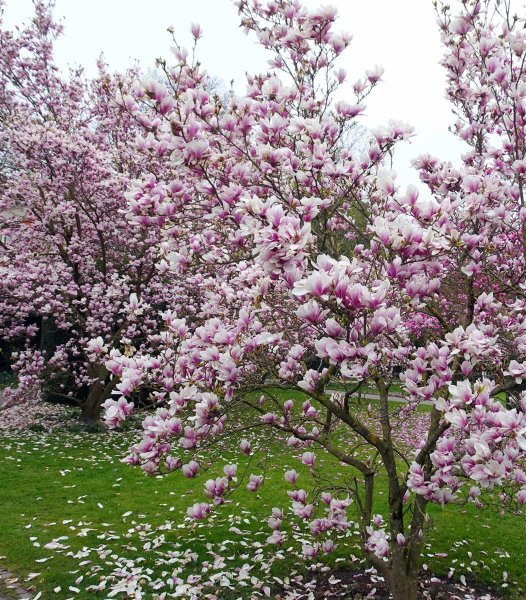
[3,0,467,192]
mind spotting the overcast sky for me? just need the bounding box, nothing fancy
[3,0,467,192]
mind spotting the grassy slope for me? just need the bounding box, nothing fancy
[0,400,524,598]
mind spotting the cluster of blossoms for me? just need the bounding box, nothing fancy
[408,380,526,503]
[0,1,183,420]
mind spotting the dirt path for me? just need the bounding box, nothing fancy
[0,569,31,599]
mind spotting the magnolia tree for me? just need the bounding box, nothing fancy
[0,1,186,420]
[92,0,526,597]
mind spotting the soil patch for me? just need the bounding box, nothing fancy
[277,568,502,599]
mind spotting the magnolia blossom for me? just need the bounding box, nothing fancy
[101,397,134,428]
[246,474,263,492]
[187,502,211,520]
[284,469,299,484]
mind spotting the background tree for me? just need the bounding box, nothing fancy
[0,1,176,421]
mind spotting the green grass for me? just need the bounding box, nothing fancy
[0,399,524,598]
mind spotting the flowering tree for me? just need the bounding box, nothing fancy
[0,1,177,420]
[1,0,519,596]
[98,0,526,597]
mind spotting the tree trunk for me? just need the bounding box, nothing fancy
[80,366,115,423]
[387,548,419,600]
[388,569,418,600]
[374,378,423,599]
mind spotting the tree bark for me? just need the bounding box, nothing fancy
[376,377,420,599]
[80,365,115,423]
[388,567,418,600]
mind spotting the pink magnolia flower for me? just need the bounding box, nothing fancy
[301,452,316,468]
[284,469,299,484]
[102,397,134,428]
[267,530,284,545]
[187,502,211,520]
[182,460,200,478]
[240,439,251,454]
[223,464,237,480]
[246,474,263,492]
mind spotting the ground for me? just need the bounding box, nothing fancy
[0,398,524,599]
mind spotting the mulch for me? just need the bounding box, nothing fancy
[277,568,502,599]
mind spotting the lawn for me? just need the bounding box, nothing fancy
[0,397,524,599]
